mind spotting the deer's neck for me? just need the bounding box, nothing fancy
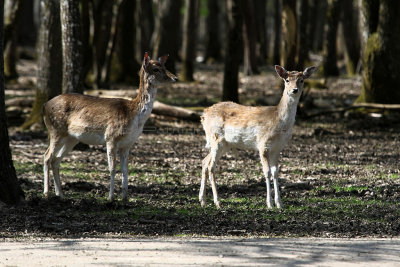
[133,68,157,122]
[134,67,157,113]
[276,92,300,130]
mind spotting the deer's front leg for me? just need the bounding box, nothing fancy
[120,149,130,202]
[271,165,283,209]
[106,142,117,201]
[259,150,273,209]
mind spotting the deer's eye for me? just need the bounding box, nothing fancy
[153,68,160,73]
[285,79,289,83]
[299,79,304,83]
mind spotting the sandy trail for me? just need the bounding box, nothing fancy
[1,237,400,266]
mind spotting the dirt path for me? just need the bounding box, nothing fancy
[1,237,400,266]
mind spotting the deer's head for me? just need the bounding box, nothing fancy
[275,65,317,98]
[143,52,178,85]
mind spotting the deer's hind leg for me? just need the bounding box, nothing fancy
[44,136,78,198]
[207,141,227,209]
[199,153,211,207]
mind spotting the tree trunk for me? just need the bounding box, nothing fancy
[92,0,114,89]
[241,0,259,75]
[204,0,221,62]
[110,0,140,85]
[222,0,242,103]
[341,0,360,75]
[297,0,310,70]
[0,0,25,205]
[357,0,400,103]
[137,0,154,60]
[254,0,268,64]
[280,0,297,70]
[18,0,37,47]
[273,0,281,65]
[311,0,328,52]
[180,0,199,82]
[151,0,182,74]
[322,0,342,77]
[4,0,23,80]
[60,0,83,93]
[80,0,92,88]
[358,0,380,66]
[21,0,62,130]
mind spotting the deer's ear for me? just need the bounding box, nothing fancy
[143,52,150,67]
[158,54,169,65]
[303,66,317,79]
[275,65,288,79]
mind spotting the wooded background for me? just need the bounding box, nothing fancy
[1,0,400,204]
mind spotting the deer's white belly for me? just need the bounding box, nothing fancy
[224,125,261,150]
[70,131,106,145]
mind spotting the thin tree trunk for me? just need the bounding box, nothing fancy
[312,0,328,51]
[254,0,268,64]
[222,0,243,103]
[273,0,281,65]
[341,0,360,75]
[180,0,199,82]
[242,0,259,75]
[151,0,182,74]
[0,0,25,205]
[92,0,114,89]
[280,0,297,70]
[204,0,221,62]
[322,0,342,77]
[137,0,154,60]
[21,0,62,130]
[297,0,310,70]
[80,0,93,88]
[60,0,83,93]
[4,0,23,80]
[111,0,140,85]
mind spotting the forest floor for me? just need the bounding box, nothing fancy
[1,60,400,264]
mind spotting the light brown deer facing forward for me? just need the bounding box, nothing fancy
[200,65,317,209]
[43,53,177,201]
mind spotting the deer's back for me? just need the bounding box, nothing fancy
[44,94,138,143]
[202,102,279,149]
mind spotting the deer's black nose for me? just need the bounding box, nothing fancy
[173,76,178,82]
[292,88,299,94]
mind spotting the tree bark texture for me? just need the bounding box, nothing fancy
[254,0,268,63]
[204,0,221,62]
[280,0,297,70]
[180,0,199,82]
[137,0,154,60]
[92,0,114,88]
[311,0,328,51]
[152,0,182,74]
[0,0,25,205]
[273,0,281,65]
[60,0,83,93]
[222,0,242,103]
[322,0,342,77]
[21,0,62,130]
[111,0,140,85]
[297,0,310,70]
[358,0,400,103]
[341,0,360,75]
[241,0,259,75]
[4,0,23,79]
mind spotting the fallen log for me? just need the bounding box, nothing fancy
[304,103,400,118]
[152,101,200,122]
[6,92,200,122]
